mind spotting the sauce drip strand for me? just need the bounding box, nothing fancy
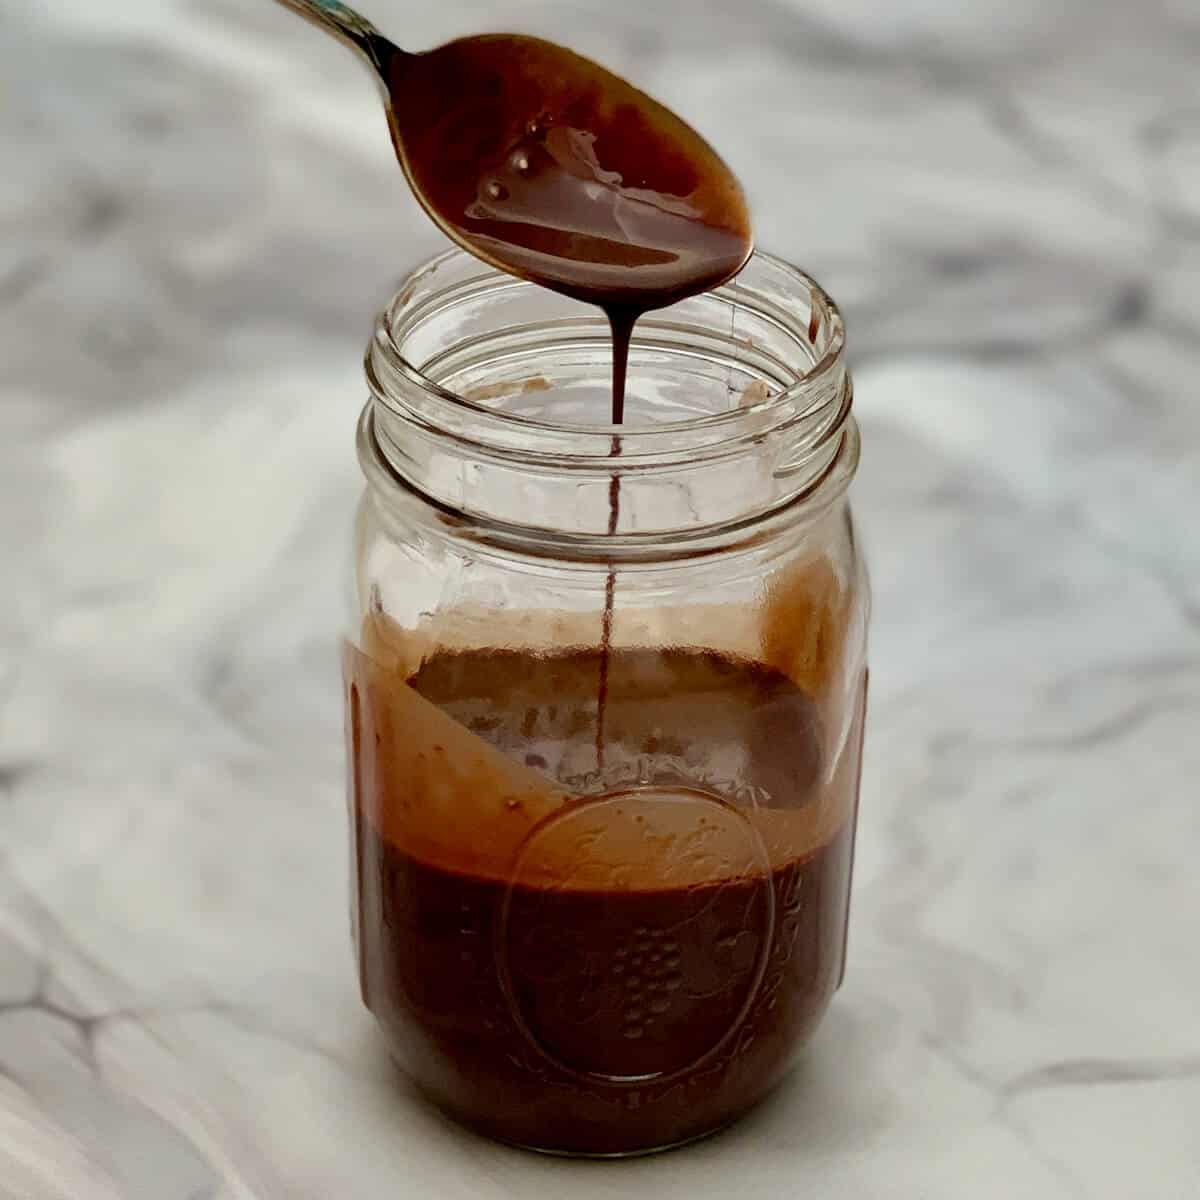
[386,36,753,761]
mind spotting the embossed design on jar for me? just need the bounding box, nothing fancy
[496,786,775,1084]
[754,865,805,1021]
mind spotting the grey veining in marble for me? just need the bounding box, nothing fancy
[1,0,1198,1196]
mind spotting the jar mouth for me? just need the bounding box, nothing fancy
[361,248,855,547]
[366,248,848,465]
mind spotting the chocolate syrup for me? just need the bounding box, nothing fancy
[597,311,633,766]
[346,643,866,1154]
[386,36,753,312]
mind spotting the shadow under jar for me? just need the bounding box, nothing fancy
[344,248,870,1157]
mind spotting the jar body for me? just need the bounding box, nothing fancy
[344,251,869,1155]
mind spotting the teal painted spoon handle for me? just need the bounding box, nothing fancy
[272,0,407,78]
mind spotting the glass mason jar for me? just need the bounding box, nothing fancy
[343,248,869,1157]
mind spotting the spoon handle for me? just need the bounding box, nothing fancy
[272,0,402,77]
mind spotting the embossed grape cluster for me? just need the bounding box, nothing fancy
[612,926,684,1040]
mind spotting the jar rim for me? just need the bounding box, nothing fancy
[360,247,856,552]
[358,402,861,563]
[366,247,848,465]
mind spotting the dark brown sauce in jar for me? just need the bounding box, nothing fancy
[346,642,865,1154]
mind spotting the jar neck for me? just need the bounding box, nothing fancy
[360,249,856,557]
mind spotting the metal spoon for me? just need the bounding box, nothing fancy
[272,0,752,309]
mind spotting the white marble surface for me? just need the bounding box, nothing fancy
[2,0,1199,1196]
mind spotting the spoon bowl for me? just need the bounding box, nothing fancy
[274,1,752,309]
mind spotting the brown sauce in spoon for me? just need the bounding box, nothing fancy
[387,37,753,309]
